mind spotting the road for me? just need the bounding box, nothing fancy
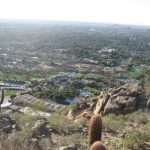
[1,96,12,108]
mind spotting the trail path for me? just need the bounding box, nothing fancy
[1,96,12,108]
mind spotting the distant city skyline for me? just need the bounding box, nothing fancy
[0,0,150,25]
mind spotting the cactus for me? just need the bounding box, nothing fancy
[0,89,4,112]
[88,113,102,147]
[90,141,106,150]
[88,113,106,150]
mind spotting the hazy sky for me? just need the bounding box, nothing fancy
[0,0,150,25]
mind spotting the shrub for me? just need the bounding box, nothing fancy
[48,114,70,132]
[11,113,38,126]
[61,104,78,115]
[33,92,42,98]
[0,133,27,150]
[48,113,87,134]
[52,133,88,149]
[31,102,49,112]
[126,110,149,125]
[123,130,150,149]
[84,87,101,95]
[142,122,150,135]
[103,114,125,131]
[18,127,32,140]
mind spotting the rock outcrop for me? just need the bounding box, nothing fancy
[94,84,147,115]
[20,107,51,118]
[11,94,63,112]
[0,114,17,133]
[31,120,51,138]
[77,101,89,110]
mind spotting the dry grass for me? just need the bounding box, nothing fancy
[0,110,149,150]
[51,133,88,150]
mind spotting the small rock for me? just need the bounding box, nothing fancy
[12,124,17,129]
[120,131,126,139]
[82,127,88,133]
[67,109,75,120]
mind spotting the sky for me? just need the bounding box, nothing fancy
[0,0,150,25]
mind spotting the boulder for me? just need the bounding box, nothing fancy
[0,114,16,133]
[11,94,55,111]
[94,93,110,114]
[124,107,135,114]
[31,120,51,138]
[104,99,123,114]
[115,96,137,108]
[77,101,89,110]
[93,84,146,115]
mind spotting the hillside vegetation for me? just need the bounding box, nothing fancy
[0,21,150,150]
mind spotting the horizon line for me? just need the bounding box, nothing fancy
[0,18,150,27]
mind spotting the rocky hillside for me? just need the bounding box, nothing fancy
[0,84,150,150]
